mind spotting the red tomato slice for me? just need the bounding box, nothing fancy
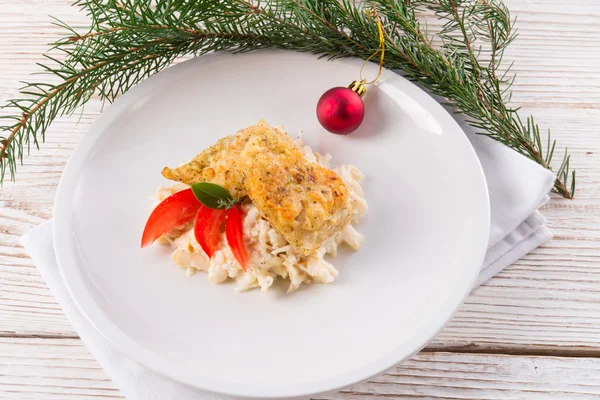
[193,207,226,258]
[141,189,202,248]
[225,205,249,271]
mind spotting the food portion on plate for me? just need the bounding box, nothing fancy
[142,121,367,292]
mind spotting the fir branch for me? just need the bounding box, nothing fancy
[0,0,575,198]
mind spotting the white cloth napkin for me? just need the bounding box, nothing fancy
[458,115,555,286]
[20,117,555,400]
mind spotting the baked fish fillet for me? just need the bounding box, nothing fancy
[162,121,352,256]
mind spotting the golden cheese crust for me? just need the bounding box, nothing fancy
[161,121,352,255]
[161,135,248,198]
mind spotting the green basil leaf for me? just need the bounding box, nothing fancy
[191,182,234,209]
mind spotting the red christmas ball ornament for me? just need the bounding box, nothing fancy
[317,6,385,135]
[316,80,366,135]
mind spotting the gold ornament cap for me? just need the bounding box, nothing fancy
[348,79,367,98]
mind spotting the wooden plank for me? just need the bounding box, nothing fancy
[0,0,599,108]
[2,337,600,399]
[0,338,121,399]
[0,0,599,350]
[322,352,600,400]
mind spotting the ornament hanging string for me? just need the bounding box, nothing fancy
[359,7,386,85]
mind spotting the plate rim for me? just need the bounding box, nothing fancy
[53,49,490,399]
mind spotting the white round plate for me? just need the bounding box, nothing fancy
[54,50,489,399]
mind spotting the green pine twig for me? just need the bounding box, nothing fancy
[0,0,575,198]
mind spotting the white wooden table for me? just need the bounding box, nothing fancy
[1,0,599,398]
